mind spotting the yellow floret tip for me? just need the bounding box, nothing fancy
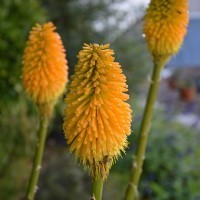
[22,22,68,107]
[63,43,132,179]
[143,0,189,62]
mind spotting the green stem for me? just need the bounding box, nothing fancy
[91,178,104,200]
[26,113,49,200]
[124,60,164,200]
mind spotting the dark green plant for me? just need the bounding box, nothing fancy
[141,116,200,200]
[35,147,91,200]
[0,98,37,200]
[0,0,45,107]
[0,0,45,198]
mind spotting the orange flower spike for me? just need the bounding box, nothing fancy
[144,0,189,62]
[63,44,132,179]
[22,22,68,116]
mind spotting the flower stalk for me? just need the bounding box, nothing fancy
[124,58,165,200]
[91,178,104,200]
[124,0,188,198]
[26,112,49,200]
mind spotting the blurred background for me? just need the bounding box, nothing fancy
[1,0,200,199]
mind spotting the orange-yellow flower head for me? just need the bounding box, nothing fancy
[22,22,68,108]
[63,44,132,179]
[143,0,189,62]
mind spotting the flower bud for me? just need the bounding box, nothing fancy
[63,44,132,179]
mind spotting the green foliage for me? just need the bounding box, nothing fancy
[109,105,200,200]
[0,0,45,106]
[0,0,45,198]
[35,147,91,200]
[0,98,37,200]
[140,114,200,200]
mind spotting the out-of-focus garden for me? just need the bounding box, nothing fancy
[1,0,200,199]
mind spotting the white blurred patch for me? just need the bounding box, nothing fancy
[175,114,199,127]
[162,68,173,79]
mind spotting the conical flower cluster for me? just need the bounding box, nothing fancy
[22,22,68,108]
[143,0,189,62]
[63,44,132,179]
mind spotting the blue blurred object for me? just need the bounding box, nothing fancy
[167,15,200,68]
